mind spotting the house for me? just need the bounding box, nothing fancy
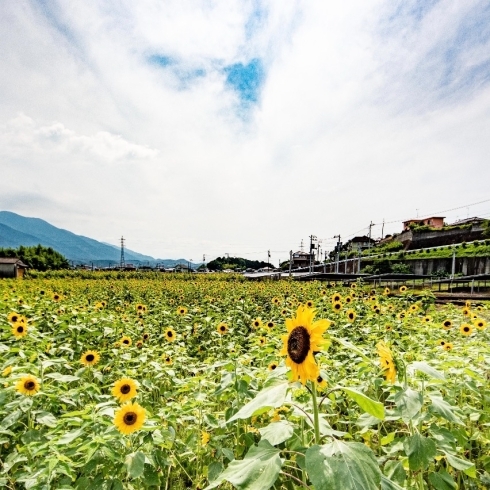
[347,236,376,252]
[402,216,445,231]
[450,217,485,227]
[0,258,28,279]
[291,251,315,269]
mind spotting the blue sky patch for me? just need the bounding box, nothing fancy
[224,59,265,103]
[148,54,175,67]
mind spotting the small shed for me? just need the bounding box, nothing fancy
[0,258,29,279]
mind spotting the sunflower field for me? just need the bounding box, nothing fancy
[1,273,490,489]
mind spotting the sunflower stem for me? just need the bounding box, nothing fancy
[310,381,321,445]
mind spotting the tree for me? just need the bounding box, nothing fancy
[0,245,70,271]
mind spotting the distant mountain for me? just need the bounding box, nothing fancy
[0,211,197,267]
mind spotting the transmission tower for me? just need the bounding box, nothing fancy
[120,236,126,269]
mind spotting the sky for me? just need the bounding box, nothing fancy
[1,0,490,263]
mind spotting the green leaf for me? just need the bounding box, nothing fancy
[384,460,406,486]
[259,421,294,446]
[305,441,381,490]
[340,387,385,420]
[381,475,405,490]
[227,382,288,422]
[394,388,423,423]
[204,440,282,490]
[207,462,224,482]
[429,394,464,425]
[125,451,145,479]
[44,373,80,383]
[428,470,457,490]
[444,452,476,477]
[408,362,445,380]
[56,428,84,445]
[403,434,436,471]
[0,410,22,429]
[36,411,58,428]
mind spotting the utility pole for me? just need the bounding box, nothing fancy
[333,235,341,274]
[451,247,456,280]
[289,250,293,276]
[268,250,271,269]
[381,219,385,240]
[368,222,374,249]
[300,239,304,252]
[323,250,327,273]
[309,235,317,274]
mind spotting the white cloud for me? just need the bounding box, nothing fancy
[0,0,490,260]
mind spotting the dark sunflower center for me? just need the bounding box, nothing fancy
[444,321,450,327]
[271,364,277,370]
[123,412,137,425]
[464,327,470,332]
[167,331,173,337]
[441,341,445,345]
[268,322,273,328]
[123,339,129,344]
[287,326,310,364]
[25,380,35,390]
[349,313,354,319]
[254,321,259,327]
[317,375,323,383]
[120,384,131,394]
[86,354,95,362]
[166,357,170,362]
[220,326,225,331]
[12,315,18,322]
[143,334,149,339]
[17,326,24,333]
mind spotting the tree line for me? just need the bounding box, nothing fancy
[0,245,69,271]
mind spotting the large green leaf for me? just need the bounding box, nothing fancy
[125,451,145,479]
[408,362,445,381]
[305,441,381,490]
[429,394,464,425]
[340,387,385,420]
[227,382,288,423]
[428,470,457,490]
[381,475,405,490]
[394,388,423,423]
[403,434,436,471]
[259,420,294,446]
[444,452,476,477]
[204,440,282,490]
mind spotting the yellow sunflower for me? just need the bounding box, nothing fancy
[163,355,172,365]
[462,307,470,317]
[331,293,342,303]
[306,300,314,308]
[474,319,486,330]
[346,309,356,322]
[80,350,100,367]
[345,296,352,304]
[460,324,472,336]
[423,315,432,323]
[113,402,145,435]
[136,340,143,349]
[384,287,391,296]
[409,304,419,312]
[443,342,453,351]
[438,339,446,347]
[52,293,61,302]
[279,305,330,385]
[268,361,278,371]
[12,323,28,339]
[442,319,452,330]
[112,378,138,402]
[177,306,187,316]
[164,328,177,342]
[332,301,343,313]
[376,341,396,384]
[385,324,393,331]
[121,336,132,347]
[201,431,210,445]
[217,323,228,335]
[2,366,13,377]
[142,332,150,341]
[258,336,266,346]
[252,318,263,329]
[15,375,40,396]
[7,312,20,323]
[316,374,328,390]
[399,285,407,293]
[272,297,280,305]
